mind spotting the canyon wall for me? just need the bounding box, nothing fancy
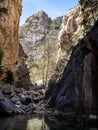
[57,5,83,62]
[0,0,22,70]
[46,4,98,116]
[0,0,32,88]
[45,5,83,94]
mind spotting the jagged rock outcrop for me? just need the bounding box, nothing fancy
[0,0,22,69]
[46,4,98,118]
[57,5,83,62]
[19,11,62,82]
[20,10,52,55]
[19,11,62,54]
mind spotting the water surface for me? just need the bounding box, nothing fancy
[0,115,98,130]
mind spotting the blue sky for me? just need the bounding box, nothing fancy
[20,0,79,25]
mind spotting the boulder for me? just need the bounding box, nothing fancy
[0,94,25,115]
[19,93,32,105]
[14,87,24,94]
[1,84,13,95]
[11,95,21,105]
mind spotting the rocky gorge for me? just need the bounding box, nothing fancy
[0,0,98,125]
[19,10,62,83]
[46,1,98,122]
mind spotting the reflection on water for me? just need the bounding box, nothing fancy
[0,115,98,130]
[27,117,49,130]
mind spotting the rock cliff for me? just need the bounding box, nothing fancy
[0,0,32,88]
[57,5,83,63]
[46,4,98,118]
[19,11,62,83]
[0,0,22,69]
[20,10,52,52]
[46,5,83,93]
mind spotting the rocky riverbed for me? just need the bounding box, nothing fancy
[0,83,45,115]
[0,83,98,126]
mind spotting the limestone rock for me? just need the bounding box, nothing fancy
[19,11,62,83]
[0,1,32,89]
[46,5,98,116]
[46,5,84,101]
[0,0,22,69]
[57,5,83,62]
[19,10,52,56]
[19,10,62,58]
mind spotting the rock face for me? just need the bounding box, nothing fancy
[46,5,98,117]
[19,11,62,82]
[57,5,83,62]
[0,1,32,88]
[19,10,62,55]
[20,10,50,55]
[45,5,83,101]
[0,0,22,69]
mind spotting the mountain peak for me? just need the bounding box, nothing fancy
[36,10,48,15]
[25,10,51,24]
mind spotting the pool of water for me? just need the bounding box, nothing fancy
[0,115,98,130]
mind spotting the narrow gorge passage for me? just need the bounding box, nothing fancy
[0,0,98,130]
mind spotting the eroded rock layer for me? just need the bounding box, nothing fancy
[46,4,98,117]
[0,0,22,69]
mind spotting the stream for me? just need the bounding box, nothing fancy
[0,115,98,130]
